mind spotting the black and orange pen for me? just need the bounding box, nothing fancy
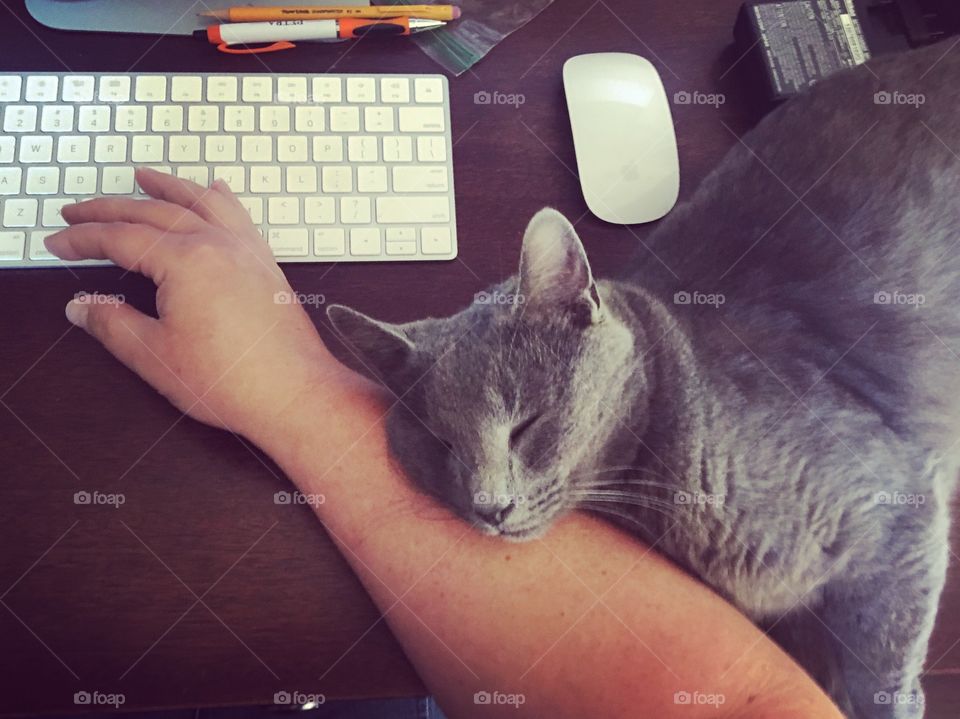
[193,18,445,54]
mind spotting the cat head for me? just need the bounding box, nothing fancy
[327,209,644,540]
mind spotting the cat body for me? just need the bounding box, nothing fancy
[329,41,960,718]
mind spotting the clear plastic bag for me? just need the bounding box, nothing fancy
[375,0,556,75]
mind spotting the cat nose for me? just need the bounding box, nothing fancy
[474,500,516,526]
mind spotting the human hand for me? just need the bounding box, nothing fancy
[45,167,334,445]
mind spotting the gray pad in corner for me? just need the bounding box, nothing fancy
[25,0,368,37]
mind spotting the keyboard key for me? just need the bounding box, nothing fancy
[0,137,15,163]
[278,77,308,103]
[417,136,448,162]
[350,228,381,255]
[268,197,300,224]
[277,136,308,163]
[135,75,167,102]
[364,106,394,132]
[40,106,74,132]
[393,166,448,192]
[176,166,209,185]
[131,136,164,163]
[77,105,109,132]
[224,105,255,132]
[329,106,360,132]
[101,166,135,194]
[171,76,203,102]
[238,197,263,224]
[188,106,220,132]
[242,76,272,102]
[321,166,352,193]
[259,106,290,132]
[340,196,371,224]
[377,196,449,224]
[0,168,23,195]
[0,76,22,102]
[58,136,92,164]
[346,77,376,103]
[4,106,38,132]
[285,166,317,193]
[26,76,58,102]
[169,135,201,163]
[357,166,388,193]
[30,230,59,260]
[348,136,378,162]
[204,135,237,162]
[26,167,60,195]
[386,227,416,243]
[422,227,453,254]
[62,76,95,102]
[383,135,413,162]
[313,136,343,162]
[41,198,74,227]
[0,231,25,261]
[250,166,281,193]
[312,77,342,103]
[115,105,147,132]
[19,136,54,163]
[304,197,335,224]
[207,76,238,102]
[414,78,444,103]
[314,229,345,256]
[94,135,128,163]
[294,106,325,132]
[152,105,184,132]
[386,239,417,255]
[241,136,273,162]
[398,106,445,132]
[4,199,38,227]
[212,166,245,193]
[98,76,131,102]
[63,167,97,194]
[267,228,308,257]
[380,77,409,103]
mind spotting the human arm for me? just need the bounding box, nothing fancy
[45,169,842,719]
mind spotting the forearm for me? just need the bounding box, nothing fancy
[256,357,842,719]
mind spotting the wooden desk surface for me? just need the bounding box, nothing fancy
[1,0,959,715]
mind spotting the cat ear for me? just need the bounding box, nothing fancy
[326,304,415,380]
[518,208,602,322]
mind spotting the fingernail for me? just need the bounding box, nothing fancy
[65,299,89,328]
[212,178,229,193]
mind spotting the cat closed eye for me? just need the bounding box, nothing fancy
[509,414,541,445]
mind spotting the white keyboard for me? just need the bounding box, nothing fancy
[0,72,457,268]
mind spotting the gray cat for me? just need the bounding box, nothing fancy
[327,40,960,718]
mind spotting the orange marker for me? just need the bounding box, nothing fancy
[194,18,445,54]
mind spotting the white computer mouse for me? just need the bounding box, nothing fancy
[563,52,680,225]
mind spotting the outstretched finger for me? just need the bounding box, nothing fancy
[62,197,208,233]
[136,167,247,234]
[44,222,177,281]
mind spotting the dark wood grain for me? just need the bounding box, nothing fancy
[1,0,958,715]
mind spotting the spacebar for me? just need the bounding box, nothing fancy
[376,196,450,224]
